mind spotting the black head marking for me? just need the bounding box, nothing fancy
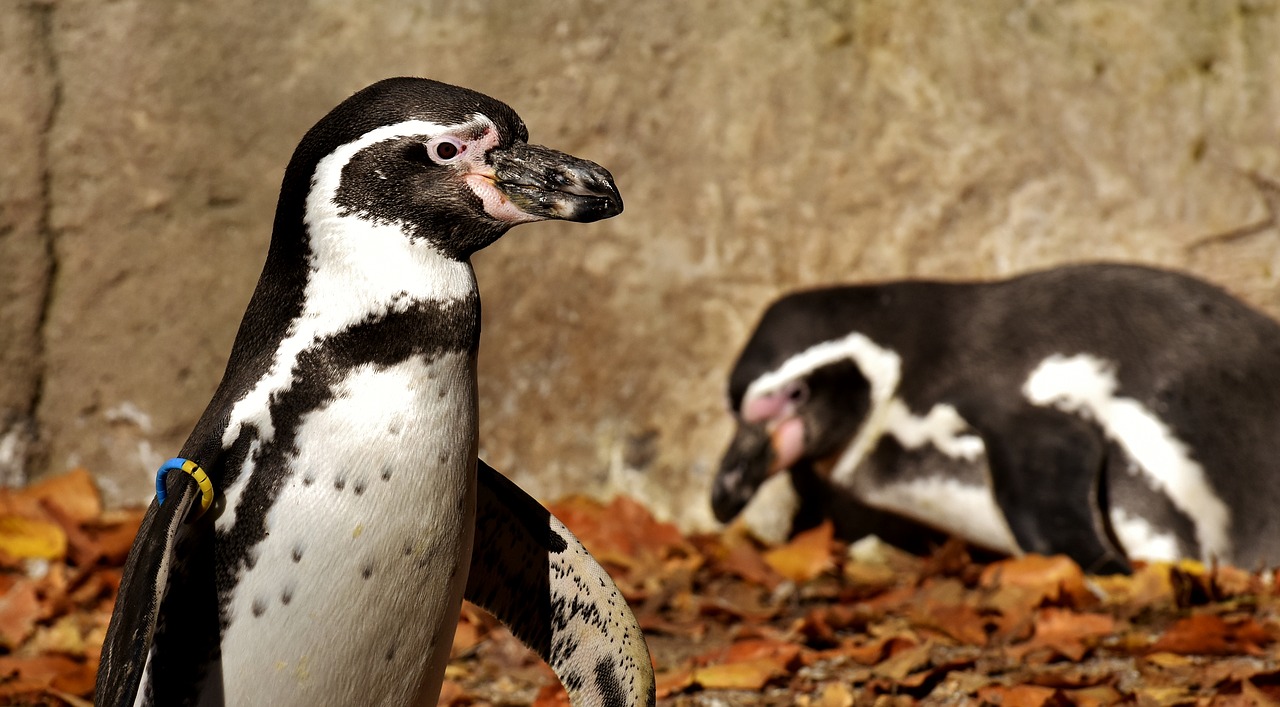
[802,360,873,459]
[313,83,520,253]
[727,288,871,409]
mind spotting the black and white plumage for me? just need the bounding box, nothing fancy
[96,78,653,706]
[713,263,1280,574]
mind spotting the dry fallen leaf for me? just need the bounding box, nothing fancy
[1150,614,1272,656]
[692,658,788,690]
[977,683,1062,707]
[0,516,67,561]
[1015,608,1116,661]
[8,467,1280,706]
[23,469,103,526]
[980,554,1091,608]
[763,521,835,583]
[871,639,932,681]
[812,681,855,707]
[0,578,43,649]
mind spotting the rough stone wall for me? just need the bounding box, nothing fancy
[0,2,55,488]
[2,1,1277,529]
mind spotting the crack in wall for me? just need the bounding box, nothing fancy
[25,0,64,481]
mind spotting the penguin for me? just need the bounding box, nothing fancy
[95,77,654,706]
[712,263,1280,574]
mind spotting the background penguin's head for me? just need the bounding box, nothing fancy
[277,77,623,261]
[712,292,885,523]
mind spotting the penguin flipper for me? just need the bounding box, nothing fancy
[95,472,201,707]
[973,405,1130,574]
[467,460,656,707]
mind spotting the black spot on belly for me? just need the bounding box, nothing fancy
[388,422,401,435]
[382,466,392,481]
[438,452,449,464]
[292,545,304,563]
[438,388,447,398]
[281,587,293,605]
[334,477,346,491]
[302,474,314,486]
[251,598,267,618]
[354,480,366,495]
[385,645,396,662]
[402,541,414,556]
[362,563,374,579]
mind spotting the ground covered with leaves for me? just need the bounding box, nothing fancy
[2,471,1280,706]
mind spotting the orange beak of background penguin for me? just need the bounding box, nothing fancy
[467,141,623,224]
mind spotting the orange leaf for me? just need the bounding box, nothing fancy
[980,554,1090,607]
[716,537,783,590]
[654,668,694,698]
[0,654,84,689]
[718,638,802,668]
[1022,608,1116,661]
[532,682,571,707]
[693,657,787,690]
[871,639,931,681]
[0,579,43,649]
[436,679,469,706]
[763,521,834,583]
[547,496,686,568]
[1092,562,1176,610]
[84,510,147,566]
[814,682,856,707]
[1066,685,1124,707]
[50,660,97,696]
[910,577,989,646]
[836,635,898,666]
[450,619,482,659]
[977,684,1061,707]
[1150,614,1272,656]
[923,603,990,646]
[23,469,103,526]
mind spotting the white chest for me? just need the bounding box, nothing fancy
[215,353,478,706]
[861,475,1020,555]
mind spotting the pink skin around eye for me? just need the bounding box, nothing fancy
[742,389,806,473]
[461,128,545,224]
[742,390,790,424]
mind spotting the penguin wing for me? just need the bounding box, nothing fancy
[467,461,656,707]
[967,403,1130,574]
[94,472,202,707]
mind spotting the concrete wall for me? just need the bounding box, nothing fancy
[3,0,1278,529]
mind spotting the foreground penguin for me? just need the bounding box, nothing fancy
[96,78,654,706]
[713,263,1280,574]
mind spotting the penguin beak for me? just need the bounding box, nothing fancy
[485,143,623,223]
[711,422,776,523]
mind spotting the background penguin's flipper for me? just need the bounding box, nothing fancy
[94,472,200,707]
[971,405,1130,575]
[467,461,656,707]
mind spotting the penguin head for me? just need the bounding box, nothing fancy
[712,360,874,522]
[712,291,893,522]
[278,77,623,261]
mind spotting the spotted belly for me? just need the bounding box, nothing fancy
[215,354,478,706]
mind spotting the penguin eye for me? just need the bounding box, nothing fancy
[426,136,466,163]
[784,380,809,406]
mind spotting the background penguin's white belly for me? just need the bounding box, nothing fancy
[218,353,477,706]
[862,474,1020,555]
